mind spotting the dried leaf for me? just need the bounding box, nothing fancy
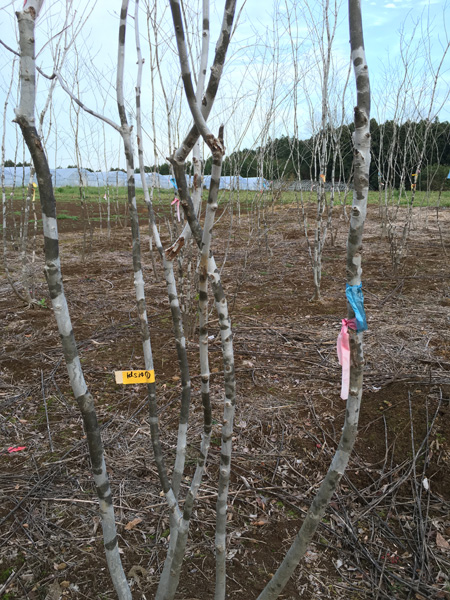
[436,532,450,550]
[304,551,319,563]
[45,580,62,600]
[255,496,266,510]
[125,517,143,531]
[92,515,100,535]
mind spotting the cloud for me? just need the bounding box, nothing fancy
[384,3,396,6]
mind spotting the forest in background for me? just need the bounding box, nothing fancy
[217,118,450,190]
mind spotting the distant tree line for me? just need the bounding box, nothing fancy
[133,162,194,176]
[134,163,170,175]
[4,159,32,168]
[218,119,450,190]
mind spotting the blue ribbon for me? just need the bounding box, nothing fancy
[170,177,178,190]
[345,283,368,332]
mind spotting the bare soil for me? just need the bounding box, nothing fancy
[1,196,450,600]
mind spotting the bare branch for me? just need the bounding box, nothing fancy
[0,37,20,56]
[54,71,121,133]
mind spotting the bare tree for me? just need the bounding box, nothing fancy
[13,3,132,597]
[372,9,450,271]
[35,1,236,598]
[256,0,370,596]
[282,0,348,301]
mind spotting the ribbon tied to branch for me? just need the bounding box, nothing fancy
[171,196,181,221]
[337,318,357,400]
[345,283,368,332]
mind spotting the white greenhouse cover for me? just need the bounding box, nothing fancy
[2,167,270,191]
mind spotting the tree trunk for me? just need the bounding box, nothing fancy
[14,4,131,598]
[256,1,370,597]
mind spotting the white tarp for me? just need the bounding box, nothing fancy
[2,167,270,191]
[202,176,269,190]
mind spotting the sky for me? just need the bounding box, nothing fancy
[0,0,449,171]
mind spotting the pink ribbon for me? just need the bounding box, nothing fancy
[171,197,181,221]
[7,446,26,454]
[337,318,356,400]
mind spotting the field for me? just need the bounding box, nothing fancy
[1,186,450,599]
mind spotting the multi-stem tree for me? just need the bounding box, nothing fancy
[256,0,371,596]
[13,1,373,599]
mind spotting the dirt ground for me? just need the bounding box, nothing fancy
[1,194,450,600]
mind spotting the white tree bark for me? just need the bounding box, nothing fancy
[135,9,196,598]
[257,1,370,597]
[14,4,131,598]
[165,0,236,259]
[168,3,237,597]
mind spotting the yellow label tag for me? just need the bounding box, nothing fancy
[115,370,155,384]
